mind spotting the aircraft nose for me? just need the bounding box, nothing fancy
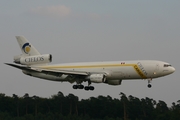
[171,67,175,73]
[162,66,175,75]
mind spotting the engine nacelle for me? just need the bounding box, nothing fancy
[106,80,122,86]
[14,54,52,65]
[89,74,106,83]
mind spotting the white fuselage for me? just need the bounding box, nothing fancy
[23,60,175,83]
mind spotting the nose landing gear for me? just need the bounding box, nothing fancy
[147,78,152,88]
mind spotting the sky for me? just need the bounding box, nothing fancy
[0,0,179,106]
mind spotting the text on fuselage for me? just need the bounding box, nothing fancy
[25,56,44,63]
[137,62,148,76]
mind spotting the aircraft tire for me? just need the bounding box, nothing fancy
[89,86,94,91]
[147,84,152,88]
[84,86,90,91]
[78,85,84,89]
[73,85,78,89]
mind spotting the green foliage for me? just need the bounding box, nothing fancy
[0,91,179,120]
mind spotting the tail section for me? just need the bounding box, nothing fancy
[14,36,52,66]
[16,36,40,56]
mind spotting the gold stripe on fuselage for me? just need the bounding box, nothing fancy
[133,65,147,79]
[40,63,147,79]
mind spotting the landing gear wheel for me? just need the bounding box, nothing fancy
[78,85,84,89]
[84,86,90,91]
[84,86,95,91]
[89,86,94,90]
[147,84,152,88]
[147,78,152,88]
[73,85,78,89]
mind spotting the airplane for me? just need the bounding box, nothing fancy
[5,36,175,91]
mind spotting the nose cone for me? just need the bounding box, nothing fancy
[170,67,175,73]
[162,67,175,76]
[166,67,175,75]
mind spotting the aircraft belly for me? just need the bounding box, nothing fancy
[23,70,68,82]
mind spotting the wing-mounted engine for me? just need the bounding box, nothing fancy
[14,54,52,65]
[105,80,122,85]
[89,74,106,83]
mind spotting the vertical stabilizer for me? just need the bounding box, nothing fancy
[16,36,40,56]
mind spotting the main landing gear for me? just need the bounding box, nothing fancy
[73,85,84,89]
[84,86,94,91]
[72,85,95,91]
[147,78,152,88]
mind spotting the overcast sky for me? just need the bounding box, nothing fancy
[0,0,179,106]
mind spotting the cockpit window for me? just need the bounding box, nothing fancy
[164,64,172,67]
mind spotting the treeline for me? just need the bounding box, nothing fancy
[0,92,180,120]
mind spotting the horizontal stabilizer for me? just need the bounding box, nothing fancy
[5,63,32,71]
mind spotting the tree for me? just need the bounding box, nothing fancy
[12,94,19,117]
[170,101,180,119]
[128,95,142,119]
[0,92,180,119]
[32,95,40,116]
[23,93,31,115]
[120,92,128,120]
[67,93,79,115]
[51,91,64,114]
[155,100,170,120]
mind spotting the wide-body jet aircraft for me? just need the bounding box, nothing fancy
[5,36,175,90]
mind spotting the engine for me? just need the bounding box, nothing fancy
[106,80,122,85]
[14,54,52,65]
[89,74,106,83]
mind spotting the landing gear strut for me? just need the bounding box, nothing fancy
[84,80,95,91]
[147,78,152,88]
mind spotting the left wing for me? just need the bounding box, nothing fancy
[5,63,89,76]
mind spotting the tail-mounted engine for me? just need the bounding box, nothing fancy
[14,54,52,65]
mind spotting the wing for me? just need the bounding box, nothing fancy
[5,63,89,76]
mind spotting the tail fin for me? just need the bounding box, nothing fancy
[16,36,40,56]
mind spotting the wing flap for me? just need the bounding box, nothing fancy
[40,69,89,76]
